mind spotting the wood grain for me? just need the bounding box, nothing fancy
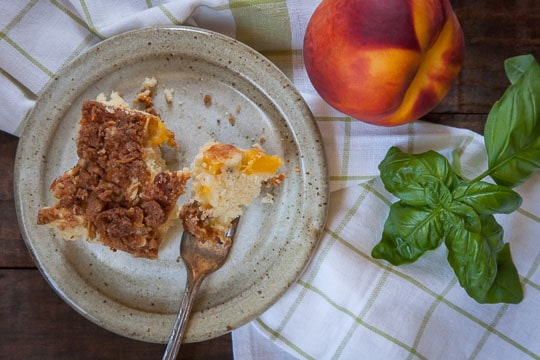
[0,132,34,268]
[0,270,232,360]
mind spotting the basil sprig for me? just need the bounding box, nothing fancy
[372,54,540,304]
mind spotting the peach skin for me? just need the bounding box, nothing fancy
[303,0,465,126]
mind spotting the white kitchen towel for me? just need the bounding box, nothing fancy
[241,120,540,359]
[2,1,540,359]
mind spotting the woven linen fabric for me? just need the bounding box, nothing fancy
[2,1,540,359]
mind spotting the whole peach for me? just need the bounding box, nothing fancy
[303,0,465,126]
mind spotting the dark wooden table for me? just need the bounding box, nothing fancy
[1,1,538,359]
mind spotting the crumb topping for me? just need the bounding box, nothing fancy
[180,201,232,247]
[37,100,189,258]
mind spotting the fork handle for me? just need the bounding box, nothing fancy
[162,271,205,360]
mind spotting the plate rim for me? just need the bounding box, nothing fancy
[14,26,329,343]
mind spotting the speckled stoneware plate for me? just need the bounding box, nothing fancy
[14,27,328,343]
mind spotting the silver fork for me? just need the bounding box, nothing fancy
[162,218,240,360]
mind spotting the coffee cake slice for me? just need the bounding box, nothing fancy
[180,140,285,246]
[37,100,190,259]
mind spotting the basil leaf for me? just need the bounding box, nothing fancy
[484,243,523,304]
[424,177,453,208]
[446,221,497,302]
[478,215,522,304]
[480,213,504,253]
[453,181,522,214]
[505,54,535,84]
[372,201,446,265]
[484,56,540,187]
[379,146,457,206]
[447,202,481,233]
[445,215,522,303]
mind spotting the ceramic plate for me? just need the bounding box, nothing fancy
[14,27,328,343]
